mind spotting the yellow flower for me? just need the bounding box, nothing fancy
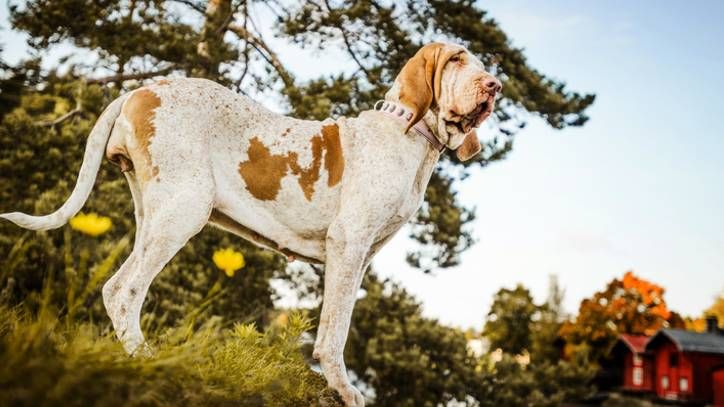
[69,212,112,237]
[213,248,245,277]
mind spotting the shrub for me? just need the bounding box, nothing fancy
[0,301,341,406]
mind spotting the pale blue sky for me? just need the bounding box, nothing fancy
[2,2,722,328]
[375,1,724,327]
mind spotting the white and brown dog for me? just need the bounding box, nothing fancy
[1,42,500,406]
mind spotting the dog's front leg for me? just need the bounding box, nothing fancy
[315,221,370,407]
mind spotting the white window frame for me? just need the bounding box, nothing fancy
[632,367,643,386]
[662,375,669,389]
[679,377,689,392]
[633,354,643,366]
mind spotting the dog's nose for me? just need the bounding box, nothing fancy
[483,77,502,94]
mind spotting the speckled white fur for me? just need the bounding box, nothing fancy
[0,43,499,407]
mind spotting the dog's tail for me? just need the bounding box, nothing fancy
[0,93,130,231]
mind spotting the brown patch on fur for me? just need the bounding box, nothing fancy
[456,131,481,161]
[156,79,170,85]
[288,136,323,200]
[281,128,291,137]
[398,43,463,131]
[321,124,344,186]
[238,124,345,201]
[124,89,161,149]
[122,88,162,181]
[238,137,290,201]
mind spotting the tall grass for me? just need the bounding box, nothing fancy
[0,222,341,406]
[0,302,341,406]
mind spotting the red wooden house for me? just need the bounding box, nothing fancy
[607,317,724,405]
[714,367,724,406]
[609,334,655,392]
[645,323,724,404]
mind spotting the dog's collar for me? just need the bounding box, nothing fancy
[373,100,446,152]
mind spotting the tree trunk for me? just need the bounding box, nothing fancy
[197,0,232,78]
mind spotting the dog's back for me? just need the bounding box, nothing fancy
[107,78,349,261]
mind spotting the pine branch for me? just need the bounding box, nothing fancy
[85,65,175,85]
[228,23,294,88]
[339,26,372,78]
[322,0,372,79]
[35,99,82,127]
[168,0,205,13]
[234,6,252,92]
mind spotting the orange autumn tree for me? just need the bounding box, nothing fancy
[559,271,685,363]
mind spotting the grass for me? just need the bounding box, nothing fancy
[0,303,342,406]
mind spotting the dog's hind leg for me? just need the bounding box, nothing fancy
[108,179,214,355]
[102,172,144,317]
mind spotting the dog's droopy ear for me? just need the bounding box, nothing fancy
[456,131,481,161]
[398,43,462,132]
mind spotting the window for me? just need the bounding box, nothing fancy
[680,377,689,392]
[633,355,642,366]
[662,375,669,389]
[633,367,643,386]
[669,353,679,367]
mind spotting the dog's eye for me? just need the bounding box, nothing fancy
[449,55,462,63]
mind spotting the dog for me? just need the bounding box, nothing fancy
[1,42,500,406]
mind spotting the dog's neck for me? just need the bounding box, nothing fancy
[382,82,442,196]
[384,82,445,147]
[375,101,445,152]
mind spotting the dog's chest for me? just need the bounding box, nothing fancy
[380,156,436,238]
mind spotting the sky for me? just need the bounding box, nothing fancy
[2,1,723,329]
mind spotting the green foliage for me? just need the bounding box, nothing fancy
[530,275,567,364]
[482,278,570,362]
[0,2,598,403]
[472,354,595,407]
[0,303,339,407]
[5,0,594,270]
[10,0,204,79]
[346,273,478,406]
[483,284,539,355]
[342,272,593,406]
[0,204,320,405]
[407,171,475,271]
[472,278,597,405]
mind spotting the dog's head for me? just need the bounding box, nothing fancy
[394,42,501,161]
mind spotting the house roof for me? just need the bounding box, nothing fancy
[618,334,649,354]
[646,329,724,355]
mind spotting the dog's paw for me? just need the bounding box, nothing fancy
[337,384,364,407]
[130,341,155,358]
[318,384,364,407]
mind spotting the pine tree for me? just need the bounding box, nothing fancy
[343,272,593,406]
[483,284,538,355]
[5,0,594,272]
[530,275,567,364]
[1,2,596,403]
